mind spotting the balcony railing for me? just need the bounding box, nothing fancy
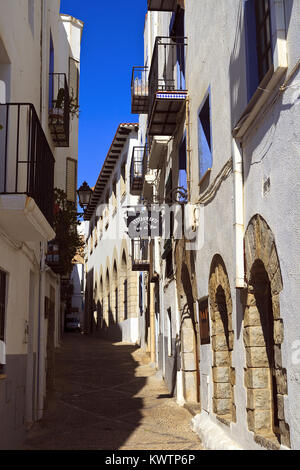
[132,238,150,271]
[147,0,177,11]
[130,146,144,195]
[148,36,187,136]
[0,103,55,227]
[131,66,149,114]
[49,73,70,147]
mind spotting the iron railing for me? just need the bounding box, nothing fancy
[131,66,149,114]
[130,146,144,194]
[147,0,177,11]
[0,103,55,226]
[148,36,187,117]
[132,238,150,271]
[49,73,70,147]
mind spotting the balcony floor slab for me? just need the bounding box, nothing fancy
[0,194,55,242]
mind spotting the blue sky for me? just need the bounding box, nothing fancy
[60,0,147,188]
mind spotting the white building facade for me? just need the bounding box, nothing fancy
[0,0,83,449]
[132,0,300,450]
[84,124,142,344]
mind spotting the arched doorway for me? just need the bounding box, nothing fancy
[209,256,236,424]
[105,268,110,328]
[120,250,128,322]
[98,275,103,330]
[174,238,199,403]
[112,260,118,323]
[244,215,290,448]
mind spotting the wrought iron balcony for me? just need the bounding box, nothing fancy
[131,66,149,114]
[131,238,150,271]
[0,103,55,232]
[148,0,177,11]
[49,73,70,147]
[148,36,187,136]
[130,146,144,195]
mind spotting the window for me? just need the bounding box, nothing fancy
[66,158,77,203]
[179,136,187,192]
[0,270,7,375]
[198,298,210,345]
[244,0,273,101]
[170,6,186,90]
[167,307,172,357]
[198,92,212,180]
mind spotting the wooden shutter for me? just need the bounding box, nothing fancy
[66,158,77,203]
[198,298,210,345]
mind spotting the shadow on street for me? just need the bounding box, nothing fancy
[23,333,202,450]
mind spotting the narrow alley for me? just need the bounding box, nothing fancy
[2,0,300,452]
[23,334,203,451]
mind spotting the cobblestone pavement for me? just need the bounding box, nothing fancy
[23,334,203,451]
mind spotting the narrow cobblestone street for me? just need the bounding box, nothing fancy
[23,334,203,451]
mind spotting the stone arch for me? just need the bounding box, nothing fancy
[103,264,110,328]
[244,214,289,448]
[94,270,99,299]
[209,255,236,423]
[99,273,104,298]
[174,238,199,403]
[93,270,100,331]
[119,249,128,322]
[112,259,118,323]
[98,272,104,329]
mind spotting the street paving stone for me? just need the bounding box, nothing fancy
[23,334,203,451]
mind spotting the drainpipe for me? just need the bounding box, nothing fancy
[37,241,47,421]
[160,253,166,378]
[175,289,185,406]
[232,138,245,289]
[185,96,191,201]
[150,282,156,364]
